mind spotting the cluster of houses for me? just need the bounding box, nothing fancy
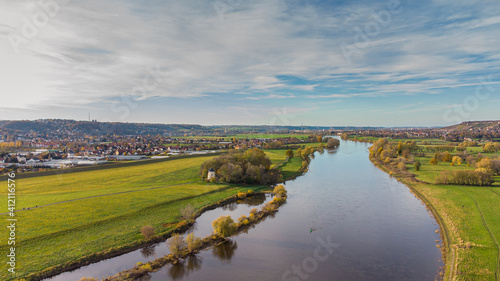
[0,133,316,174]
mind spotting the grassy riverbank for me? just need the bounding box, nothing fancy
[363,138,500,281]
[0,144,320,281]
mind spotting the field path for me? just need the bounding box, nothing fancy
[458,186,500,280]
[1,181,199,215]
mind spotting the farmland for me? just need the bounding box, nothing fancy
[0,145,314,280]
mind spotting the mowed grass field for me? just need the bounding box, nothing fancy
[398,145,500,280]
[0,148,303,280]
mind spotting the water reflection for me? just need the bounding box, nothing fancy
[140,245,156,259]
[222,202,237,211]
[238,193,266,206]
[167,255,203,280]
[212,240,238,263]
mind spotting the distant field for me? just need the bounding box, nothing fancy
[182,134,311,140]
[347,136,447,144]
[0,147,308,280]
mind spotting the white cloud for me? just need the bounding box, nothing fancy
[0,0,499,115]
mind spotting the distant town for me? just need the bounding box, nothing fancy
[0,119,499,174]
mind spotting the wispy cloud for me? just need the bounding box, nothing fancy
[0,0,499,125]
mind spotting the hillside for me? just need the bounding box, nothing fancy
[441,120,500,132]
[0,119,210,137]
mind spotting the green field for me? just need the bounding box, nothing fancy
[182,134,311,140]
[0,146,310,280]
[375,140,500,280]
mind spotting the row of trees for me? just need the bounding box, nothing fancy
[435,170,494,186]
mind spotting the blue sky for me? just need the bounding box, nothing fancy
[1,0,499,127]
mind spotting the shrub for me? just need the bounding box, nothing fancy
[79,278,98,281]
[186,233,202,252]
[483,142,500,153]
[262,202,277,213]
[452,156,462,165]
[430,158,438,165]
[167,234,186,258]
[250,208,258,215]
[249,213,256,221]
[397,162,407,171]
[271,196,284,205]
[442,152,453,162]
[475,158,500,175]
[176,220,189,228]
[273,184,287,197]
[140,225,155,239]
[237,192,247,199]
[180,204,195,220]
[212,216,237,238]
[140,263,152,271]
[414,160,421,171]
[246,190,254,196]
[237,215,247,224]
[466,155,476,167]
[243,219,249,225]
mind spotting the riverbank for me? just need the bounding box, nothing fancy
[23,189,270,281]
[366,140,500,281]
[15,147,320,281]
[369,155,451,280]
[101,190,287,281]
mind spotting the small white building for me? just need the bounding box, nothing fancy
[207,168,216,181]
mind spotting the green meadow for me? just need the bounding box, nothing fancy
[0,146,311,280]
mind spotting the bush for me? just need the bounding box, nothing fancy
[397,162,407,171]
[273,184,287,197]
[212,216,237,238]
[140,225,155,239]
[79,278,98,281]
[186,233,202,252]
[249,213,256,221]
[430,158,438,165]
[452,156,462,165]
[475,158,500,175]
[435,170,494,186]
[414,160,421,171]
[176,220,189,228]
[237,192,247,199]
[271,196,284,205]
[262,202,277,213]
[237,215,247,224]
[180,204,195,220]
[483,142,500,153]
[326,138,340,148]
[246,190,254,196]
[167,234,186,258]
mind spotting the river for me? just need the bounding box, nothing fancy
[46,139,443,281]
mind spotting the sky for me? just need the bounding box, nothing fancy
[0,0,499,127]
